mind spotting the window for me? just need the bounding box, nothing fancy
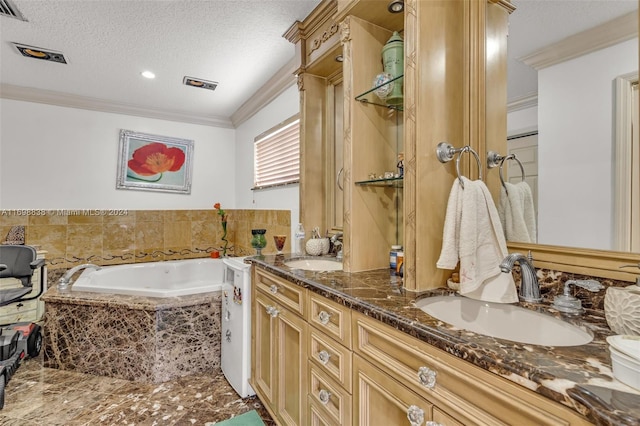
[253,114,300,189]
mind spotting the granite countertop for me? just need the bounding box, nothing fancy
[248,254,640,426]
[42,287,220,310]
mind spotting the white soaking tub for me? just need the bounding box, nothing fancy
[72,258,224,297]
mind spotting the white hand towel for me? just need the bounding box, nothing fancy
[437,177,518,304]
[499,181,537,243]
[436,178,464,270]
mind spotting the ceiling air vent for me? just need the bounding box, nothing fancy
[183,76,218,91]
[12,43,67,64]
[0,0,27,21]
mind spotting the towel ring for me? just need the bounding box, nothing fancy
[487,151,525,194]
[436,142,482,188]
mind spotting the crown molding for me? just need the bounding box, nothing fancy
[520,11,638,70]
[507,92,538,113]
[230,57,298,127]
[0,83,234,128]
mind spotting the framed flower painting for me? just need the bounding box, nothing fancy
[116,130,194,194]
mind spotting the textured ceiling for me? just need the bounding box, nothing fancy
[0,1,637,126]
[0,0,322,125]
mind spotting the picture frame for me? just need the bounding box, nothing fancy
[116,129,194,194]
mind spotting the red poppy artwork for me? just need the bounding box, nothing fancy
[127,142,186,177]
[116,130,194,194]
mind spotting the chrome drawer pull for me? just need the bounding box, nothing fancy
[269,284,279,294]
[318,389,331,405]
[317,350,331,365]
[318,310,332,325]
[417,366,437,388]
[426,422,443,426]
[407,405,424,426]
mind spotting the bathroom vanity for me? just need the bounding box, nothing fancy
[249,255,640,426]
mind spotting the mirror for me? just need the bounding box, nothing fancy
[504,0,639,254]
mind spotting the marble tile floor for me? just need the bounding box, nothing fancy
[0,356,275,426]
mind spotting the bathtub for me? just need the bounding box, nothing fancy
[72,258,225,297]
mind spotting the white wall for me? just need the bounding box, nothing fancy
[234,84,300,242]
[537,38,637,250]
[507,106,537,137]
[0,99,235,209]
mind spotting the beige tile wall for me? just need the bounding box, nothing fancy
[0,209,291,270]
[230,209,291,256]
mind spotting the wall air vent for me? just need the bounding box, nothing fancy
[12,43,67,64]
[183,76,218,91]
[0,0,27,21]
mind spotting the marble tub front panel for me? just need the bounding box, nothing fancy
[43,291,221,383]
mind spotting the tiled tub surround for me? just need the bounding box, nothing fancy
[42,288,221,384]
[0,208,291,271]
[250,255,640,426]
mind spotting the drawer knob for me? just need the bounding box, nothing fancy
[417,366,437,388]
[318,389,331,405]
[318,310,332,325]
[269,284,279,294]
[407,405,424,426]
[265,306,279,318]
[317,350,331,365]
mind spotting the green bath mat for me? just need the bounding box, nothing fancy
[209,410,265,426]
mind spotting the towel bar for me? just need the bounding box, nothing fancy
[487,151,525,195]
[436,142,482,188]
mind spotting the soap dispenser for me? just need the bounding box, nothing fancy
[553,279,604,314]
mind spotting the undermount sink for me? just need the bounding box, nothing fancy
[284,258,343,272]
[415,295,593,347]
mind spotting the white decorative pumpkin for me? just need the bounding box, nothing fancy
[320,238,330,255]
[305,239,323,256]
[306,238,329,256]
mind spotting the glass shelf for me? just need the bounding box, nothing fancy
[355,176,403,187]
[355,74,404,111]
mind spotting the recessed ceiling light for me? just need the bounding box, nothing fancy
[12,43,66,64]
[387,0,404,13]
[183,76,218,91]
[141,71,156,79]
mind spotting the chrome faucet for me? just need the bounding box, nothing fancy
[331,232,343,261]
[57,263,101,291]
[499,252,542,303]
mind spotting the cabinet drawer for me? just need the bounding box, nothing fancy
[352,311,590,426]
[353,354,434,426]
[309,292,351,348]
[309,327,352,392]
[308,362,352,426]
[309,396,341,426]
[254,267,307,318]
[433,407,465,426]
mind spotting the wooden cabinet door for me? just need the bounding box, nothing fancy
[353,354,434,426]
[276,305,308,426]
[252,290,277,411]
